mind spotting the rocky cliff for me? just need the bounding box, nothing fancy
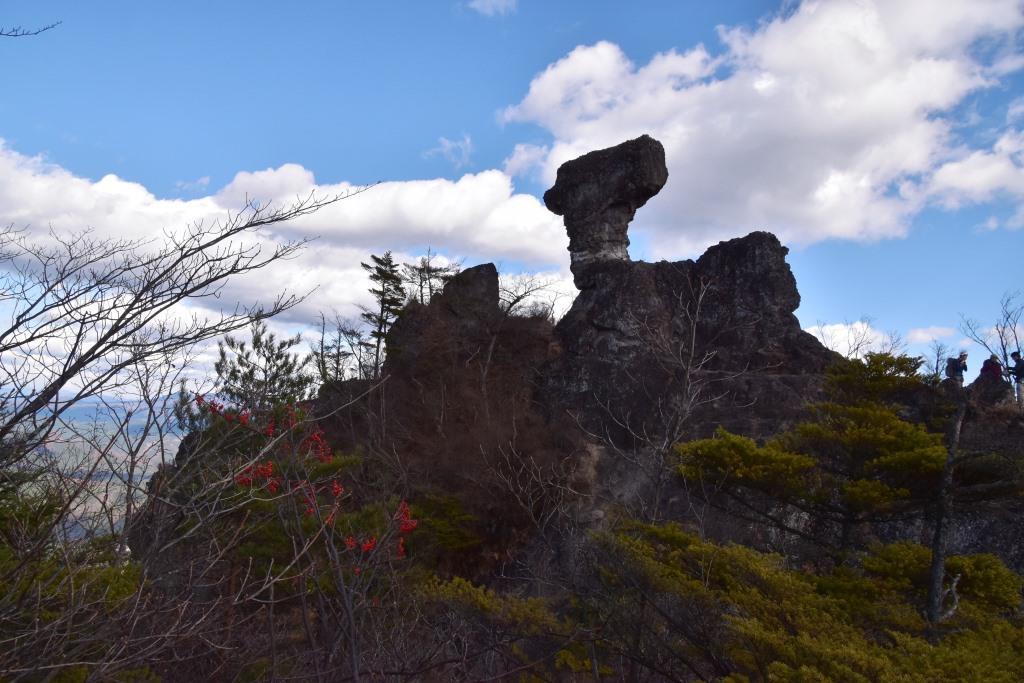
[541,144,834,447]
[311,136,841,559]
[131,135,1024,582]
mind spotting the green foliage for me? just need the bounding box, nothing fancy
[173,321,313,432]
[578,520,1024,681]
[214,320,313,411]
[360,251,405,379]
[677,354,950,553]
[826,352,926,405]
[424,575,561,635]
[677,427,816,495]
[678,402,946,551]
[412,494,482,562]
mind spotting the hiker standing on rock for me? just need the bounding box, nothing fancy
[946,351,968,387]
[1011,351,1023,405]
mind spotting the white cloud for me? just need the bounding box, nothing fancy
[1008,97,1024,123]
[805,320,891,359]
[0,140,569,329]
[174,175,210,193]
[928,130,1024,208]
[503,143,549,178]
[501,0,1024,257]
[424,134,474,169]
[979,215,1001,231]
[217,163,317,208]
[1008,204,1024,230]
[0,141,220,243]
[907,326,956,344]
[468,0,516,17]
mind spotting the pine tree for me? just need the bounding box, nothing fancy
[677,352,1024,629]
[360,251,405,379]
[213,320,313,412]
[575,520,1024,680]
[401,247,460,305]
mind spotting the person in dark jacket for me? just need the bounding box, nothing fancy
[1011,351,1023,405]
[947,351,968,387]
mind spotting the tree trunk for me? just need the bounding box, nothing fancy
[926,398,967,632]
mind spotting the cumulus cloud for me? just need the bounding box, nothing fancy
[501,0,1024,257]
[424,134,474,169]
[174,176,210,194]
[0,140,569,328]
[0,141,221,243]
[927,130,1024,211]
[805,320,893,359]
[1008,97,1024,123]
[468,0,516,17]
[907,326,956,344]
[503,143,549,178]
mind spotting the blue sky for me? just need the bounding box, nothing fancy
[2,0,1023,372]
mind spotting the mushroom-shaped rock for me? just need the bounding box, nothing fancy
[543,134,668,289]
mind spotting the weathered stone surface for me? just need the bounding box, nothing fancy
[538,232,836,446]
[540,135,836,447]
[543,135,668,288]
[383,263,501,370]
[968,373,1014,406]
[331,136,839,558]
[438,263,501,321]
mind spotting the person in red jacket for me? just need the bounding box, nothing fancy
[980,354,1004,381]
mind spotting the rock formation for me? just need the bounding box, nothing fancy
[310,135,842,564]
[340,135,836,500]
[543,134,668,289]
[129,134,1024,591]
[540,136,836,448]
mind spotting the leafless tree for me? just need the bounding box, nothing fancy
[0,188,375,679]
[924,339,953,382]
[309,312,375,384]
[961,290,1023,376]
[0,20,60,37]
[401,247,461,305]
[0,192,364,467]
[498,272,567,320]
[810,316,904,359]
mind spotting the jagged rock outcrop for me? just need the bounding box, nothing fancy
[322,136,838,539]
[313,136,842,572]
[540,137,837,448]
[130,134,1024,593]
[544,134,668,289]
[319,265,584,573]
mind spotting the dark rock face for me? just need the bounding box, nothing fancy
[341,135,838,554]
[320,264,584,575]
[543,135,668,289]
[967,373,1014,406]
[540,137,836,447]
[540,235,834,448]
[382,263,502,371]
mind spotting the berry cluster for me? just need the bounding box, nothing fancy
[234,460,277,492]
